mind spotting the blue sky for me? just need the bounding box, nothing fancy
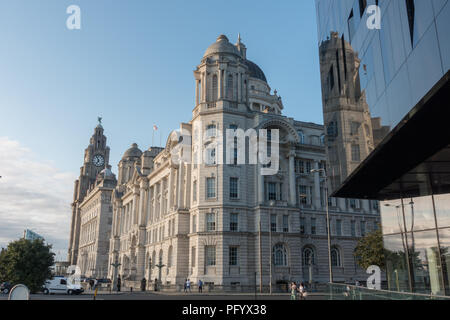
[0,0,322,256]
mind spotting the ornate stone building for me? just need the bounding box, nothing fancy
[106,35,381,291]
[77,166,117,278]
[68,122,111,266]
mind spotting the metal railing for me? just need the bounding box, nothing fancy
[327,283,450,300]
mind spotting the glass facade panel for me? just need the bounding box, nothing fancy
[409,230,444,295]
[384,233,411,292]
[433,194,450,229]
[438,228,450,295]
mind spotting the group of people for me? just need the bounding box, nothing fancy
[290,282,307,300]
[184,279,203,293]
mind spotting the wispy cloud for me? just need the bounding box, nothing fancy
[0,137,76,260]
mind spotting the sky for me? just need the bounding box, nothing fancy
[0,0,322,259]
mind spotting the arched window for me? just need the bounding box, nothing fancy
[206,124,216,137]
[227,74,233,99]
[272,243,288,266]
[303,247,315,266]
[158,249,163,266]
[331,247,341,267]
[151,251,156,268]
[212,74,218,101]
[298,130,305,144]
[168,246,173,267]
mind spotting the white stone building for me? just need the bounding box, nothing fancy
[106,34,380,291]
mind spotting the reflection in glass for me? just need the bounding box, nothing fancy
[409,230,444,295]
[384,234,410,292]
[438,228,450,295]
[433,195,450,229]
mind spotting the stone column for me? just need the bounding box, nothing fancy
[313,161,321,209]
[202,72,206,102]
[258,163,264,205]
[218,69,223,99]
[177,163,184,209]
[223,70,227,99]
[237,72,241,103]
[289,151,296,206]
[195,80,199,106]
[168,167,174,211]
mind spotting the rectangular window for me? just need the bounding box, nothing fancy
[229,246,238,266]
[360,221,366,236]
[351,145,360,162]
[349,199,356,209]
[205,246,216,266]
[406,0,415,46]
[206,177,216,198]
[268,182,277,200]
[207,148,216,165]
[193,180,197,202]
[230,177,238,199]
[282,215,289,232]
[270,214,277,232]
[306,161,312,174]
[351,220,356,237]
[311,218,316,235]
[329,66,335,90]
[192,215,197,233]
[300,217,305,234]
[299,185,308,204]
[359,0,367,17]
[351,121,360,135]
[230,213,238,232]
[348,9,355,43]
[206,124,216,137]
[336,219,342,236]
[206,213,215,232]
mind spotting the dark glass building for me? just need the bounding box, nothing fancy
[315,0,450,295]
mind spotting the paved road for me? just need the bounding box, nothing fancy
[0,292,328,300]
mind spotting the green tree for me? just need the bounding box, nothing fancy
[0,239,55,293]
[354,225,385,270]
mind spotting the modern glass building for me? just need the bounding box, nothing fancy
[315,0,450,295]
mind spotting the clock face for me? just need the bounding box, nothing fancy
[92,154,105,167]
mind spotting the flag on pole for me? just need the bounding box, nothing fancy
[153,125,158,131]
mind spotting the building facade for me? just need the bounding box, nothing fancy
[316,0,450,295]
[106,35,380,291]
[77,167,117,278]
[68,122,111,266]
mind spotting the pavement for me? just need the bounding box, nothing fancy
[0,290,329,300]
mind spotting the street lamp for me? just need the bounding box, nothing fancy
[310,168,333,283]
[110,256,121,291]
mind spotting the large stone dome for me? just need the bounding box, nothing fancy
[122,143,142,159]
[244,59,267,83]
[203,35,241,58]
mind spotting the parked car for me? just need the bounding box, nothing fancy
[1,282,13,294]
[42,276,84,295]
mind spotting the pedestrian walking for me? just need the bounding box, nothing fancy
[298,282,307,300]
[117,275,121,292]
[154,278,158,291]
[290,282,297,300]
[94,278,98,290]
[198,279,203,293]
[184,279,187,292]
[141,278,147,291]
[186,279,191,293]
[89,279,94,291]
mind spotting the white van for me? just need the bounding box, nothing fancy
[42,276,84,295]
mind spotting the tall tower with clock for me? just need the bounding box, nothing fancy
[68,118,111,265]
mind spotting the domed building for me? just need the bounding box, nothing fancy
[106,35,380,291]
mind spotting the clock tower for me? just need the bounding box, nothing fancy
[68,118,111,265]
